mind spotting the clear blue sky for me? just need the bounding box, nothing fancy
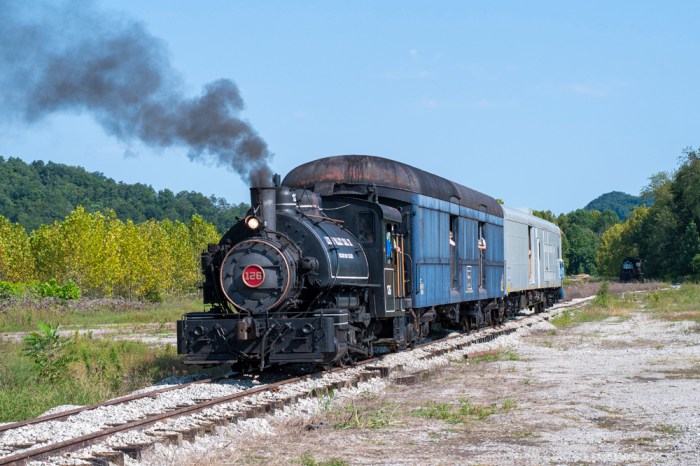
[2,0,699,214]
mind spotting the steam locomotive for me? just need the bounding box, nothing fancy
[177,155,564,370]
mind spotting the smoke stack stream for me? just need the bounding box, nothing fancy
[0,0,273,186]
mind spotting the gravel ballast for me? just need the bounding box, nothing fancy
[135,306,699,465]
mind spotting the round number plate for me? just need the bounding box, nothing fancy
[241,264,265,288]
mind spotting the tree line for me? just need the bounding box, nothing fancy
[537,148,700,281]
[597,149,700,280]
[0,208,219,300]
[0,156,249,233]
[1,150,698,300]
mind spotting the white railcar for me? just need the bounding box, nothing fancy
[502,205,563,312]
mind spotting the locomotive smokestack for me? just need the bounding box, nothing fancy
[249,170,278,231]
[0,0,273,187]
[250,185,277,232]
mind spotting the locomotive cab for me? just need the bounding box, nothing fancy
[320,197,417,345]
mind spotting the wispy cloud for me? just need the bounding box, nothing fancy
[407,98,441,110]
[458,64,516,82]
[420,98,440,109]
[381,70,435,80]
[563,83,609,97]
[471,99,516,109]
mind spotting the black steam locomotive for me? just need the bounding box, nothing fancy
[177,155,563,370]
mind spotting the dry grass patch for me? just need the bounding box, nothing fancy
[661,310,700,322]
[660,367,700,379]
[563,281,664,300]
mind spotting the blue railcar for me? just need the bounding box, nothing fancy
[282,155,507,335]
[409,193,505,329]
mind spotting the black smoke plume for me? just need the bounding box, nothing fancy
[0,0,273,186]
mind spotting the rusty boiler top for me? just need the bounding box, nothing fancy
[282,154,503,217]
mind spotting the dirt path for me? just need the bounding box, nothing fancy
[0,322,176,347]
[150,308,699,465]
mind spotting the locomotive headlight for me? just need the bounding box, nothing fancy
[245,215,261,230]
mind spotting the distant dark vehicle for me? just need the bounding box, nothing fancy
[620,257,644,283]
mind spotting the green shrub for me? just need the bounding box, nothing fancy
[0,279,81,301]
[592,281,611,308]
[692,254,700,279]
[23,322,74,383]
[33,279,81,300]
[0,280,26,299]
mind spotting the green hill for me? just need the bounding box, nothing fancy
[0,156,248,232]
[584,191,643,220]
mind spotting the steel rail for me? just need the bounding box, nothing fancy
[0,370,324,465]
[0,375,226,435]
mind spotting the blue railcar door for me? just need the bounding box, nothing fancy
[384,222,397,312]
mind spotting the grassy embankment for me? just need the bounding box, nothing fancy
[552,282,700,327]
[0,295,226,423]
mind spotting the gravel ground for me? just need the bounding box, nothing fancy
[0,322,177,347]
[136,305,700,466]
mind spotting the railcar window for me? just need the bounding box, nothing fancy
[385,226,392,264]
[478,222,486,289]
[450,215,458,289]
[528,226,534,283]
[358,212,375,243]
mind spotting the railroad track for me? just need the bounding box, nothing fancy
[0,297,593,465]
[0,375,228,436]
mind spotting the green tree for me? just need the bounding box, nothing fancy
[692,254,700,279]
[638,169,681,277]
[549,209,616,275]
[29,207,116,296]
[0,156,246,233]
[564,224,598,275]
[596,206,647,277]
[0,215,36,281]
[584,191,643,220]
[672,148,700,229]
[675,221,700,276]
[593,210,620,237]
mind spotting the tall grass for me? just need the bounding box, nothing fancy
[592,281,612,308]
[0,331,224,423]
[643,284,700,322]
[552,283,700,327]
[551,283,621,327]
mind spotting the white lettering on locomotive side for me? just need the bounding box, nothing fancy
[338,253,354,259]
[326,236,354,247]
